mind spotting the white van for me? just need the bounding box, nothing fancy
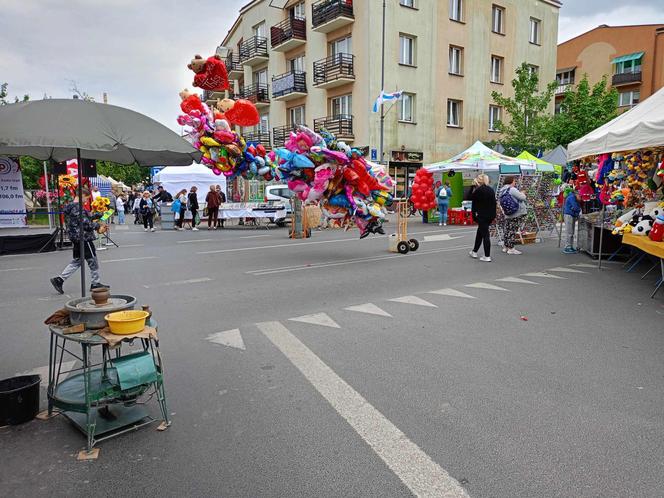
[265,184,293,226]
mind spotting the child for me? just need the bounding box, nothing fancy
[563,189,581,254]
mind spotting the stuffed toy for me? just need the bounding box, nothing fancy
[220,98,260,127]
[188,54,229,91]
[179,89,205,115]
[649,215,664,242]
[633,219,653,236]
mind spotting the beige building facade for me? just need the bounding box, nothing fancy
[219,0,560,197]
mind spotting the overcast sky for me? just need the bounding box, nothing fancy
[1,0,662,131]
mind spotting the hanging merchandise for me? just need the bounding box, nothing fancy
[187,54,229,91]
[409,169,437,211]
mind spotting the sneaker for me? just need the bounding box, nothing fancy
[469,251,478,259]
[144,228,148,232]
[507,248,522,255]
[50,276,64,294]
[479,256,492,262]
[443,222,447,226]
[562,247,576,254]
[439,223,442,226]
[502,247,507,253]
[90,282,110,290]
[150,227,155,232]
[192,227,199,231]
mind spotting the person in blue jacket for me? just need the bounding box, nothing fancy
[435,181,452,226]
[563,189,581,253]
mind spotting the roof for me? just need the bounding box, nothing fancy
[222,0,266,46]
[611,51,644,64]
[559,23,664,46]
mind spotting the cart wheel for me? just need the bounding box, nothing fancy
[397,241,409,254]
[408,239,419,251]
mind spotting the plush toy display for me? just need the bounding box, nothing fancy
[188,54,229,91]
[649,215,664,242]
[633,219,652,236]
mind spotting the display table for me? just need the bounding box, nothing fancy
[622,233,663,298]
[578,215,623,258]
[47,318,170,451]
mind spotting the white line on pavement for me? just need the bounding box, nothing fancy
[0,266,40,272]
[177,238,216,244]
[101,256,158,263]
[257,321,469,498]
[117,244,144,248]
[240,234,273,239]
[143,277,213,288]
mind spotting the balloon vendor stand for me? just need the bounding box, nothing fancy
[389,201,420,254]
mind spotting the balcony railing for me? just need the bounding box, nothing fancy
[272,71,307,99]
[312,0,354,32]
[202,89,235,104]
[612,71,642,86]
[313,114,353,139]
[244,130,271,147]
[555,83,572,96]
[270,16,306,49]
[239,36,268,64]
[239,83,270,105]
[225,52,242,76]
[313,53,355,87]
[272,125,299,147]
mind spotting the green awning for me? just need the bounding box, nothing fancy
[611,52,644,64]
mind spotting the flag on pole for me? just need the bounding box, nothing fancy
[372,90,404,112]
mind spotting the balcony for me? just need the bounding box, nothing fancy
[555,84,572,96]
[313,115,353,141]
[225,53,243,79]
[272,71,307,101]
[612,71,642,87]
[312,0,354,33]
[270,17,306,52]
[313,54,355,89]
[272,125,298,147]
[239,36,269,67]
[239,83,270,108]
[243,130,271,147]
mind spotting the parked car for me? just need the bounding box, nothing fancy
[265,184,293,226]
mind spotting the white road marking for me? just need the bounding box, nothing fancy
[240,234,272,239]
[0,266,40,272]
[101,256,158,263]
[388,295,437,307]
[548,267,587,274]
[37,294,73,302]
[177,238,216,244]
[570,263,598,269]
[205,329,246,350]
[423,234,465,242]
[289,312,341,329]
[344,303,392,317]
[496,276,540,285]
[428,288,476,299]
[522,272,567,279]
[17,361,76,381]
[257,321,469,498]
[117,244,144,248]
[144,277,213,288]
[465,282,510,291]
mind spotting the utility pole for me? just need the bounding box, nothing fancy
[379,0,386,165]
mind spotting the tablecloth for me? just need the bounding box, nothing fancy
[622,234,664,259]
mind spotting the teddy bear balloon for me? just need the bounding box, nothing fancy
[187,54,229,91]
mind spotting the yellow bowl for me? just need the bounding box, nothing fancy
[104,310,149,335]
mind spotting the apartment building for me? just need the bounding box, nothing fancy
[556,24,664,112]
[217,0,560,197]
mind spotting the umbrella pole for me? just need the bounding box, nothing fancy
[76,149,86,296]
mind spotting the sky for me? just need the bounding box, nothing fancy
[1,0,663,131]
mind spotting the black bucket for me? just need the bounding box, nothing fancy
[0,375,41,426]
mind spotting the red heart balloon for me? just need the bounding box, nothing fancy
[224,99,260,127]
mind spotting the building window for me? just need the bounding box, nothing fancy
[615,57,643,75]
[292,1,305,19]
[289,106,306,126]
[400,0,415,7]
[253,21,266,39]
[259,114,269,133]
[527,64,539,76]
[289,55,305,73]
[492,5,504,34]
[330,36,352,57]
[491,56,503,83]
[449,46,463,75]
[399,34,416,66]
[449,0,463,22]
[556,69,575,85]
[554,102,562,114]
[529,17,541,45]
[253,69,268,87]
[618,90,640,107]
[331,94,352,116]
[489,105,501,131]
[399,93,415,122]
[447,99,462,127]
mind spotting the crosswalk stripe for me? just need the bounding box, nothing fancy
[289,312,341,328]
[496,277,540,285]
[548,267,587,273]
[205,329,246,350]
[522,272,567,279]
[344,303,392,317]
[465,282,510,291]
[388,296,437,307]
[570,263,599,269]
[428,288,476,299]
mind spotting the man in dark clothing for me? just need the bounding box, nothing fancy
[469,174,497,262]
[188,186,200,231]
[216,185,226,228]
[50,189,108,294]
[152,186,173,203]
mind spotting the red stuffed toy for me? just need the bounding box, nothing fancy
[188,54,229,91]
[223,99,260,127]
[179,89,205,115]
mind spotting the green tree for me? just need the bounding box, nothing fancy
[0,82,29,105]
[97,161,150,187]
[491,63,558,154]
[547,75,618,147]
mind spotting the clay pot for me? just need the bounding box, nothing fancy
[91,287,110,306]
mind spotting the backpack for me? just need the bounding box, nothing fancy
[499,188,519,216]
[438,187,448,199]
[171,199,181,213]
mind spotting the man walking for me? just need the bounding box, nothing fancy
[50,188,108,294]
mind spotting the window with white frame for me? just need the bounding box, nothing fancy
[529,17,541,45]
[527,64,539,76]
[331,95,352,116]
[259,113,269,133]
[289,55,305,73]
[330,36,352,57]
[292,1,305,19]
[253,21,266,39]
[289,106,305,126]
[615,57,643,75]
[491,56,503,83]
[618,90,640,107]
[399,93,415,122]
[450,0,463,22]
[492,5,504,34]
[254,69,268,87]
[449,46,463,75]
[489,105,501,131]
[400,0,415,7]
[556,69,575,85]
[447,99,462,127]
[399,34,416,65]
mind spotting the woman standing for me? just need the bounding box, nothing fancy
[216,185,226,228]
[188,186,199,231]
[469,174,496,262]
[435,181,452,226]
[205,185,221,230]
[498,176,528,255]
[139,191,155,232]
[116,194,126,225]
[174,189,187,230]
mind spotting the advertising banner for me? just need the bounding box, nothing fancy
[0,157,27,228]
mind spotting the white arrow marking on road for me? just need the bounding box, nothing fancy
[205,329,246,350]
[570,263,599,269]
[289,312,341,328]
[496,276,540,285]
[548,267,587,273]
[17,361,76,381]
[428,288,476,299]
[344,303,392,317]
[423,234,465,242]
[522,272,567,279]
[388,296,437,307]
[465,282,510,291]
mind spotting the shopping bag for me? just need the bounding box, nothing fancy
[174,211,180,220]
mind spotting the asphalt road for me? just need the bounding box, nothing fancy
[1,218,663,497]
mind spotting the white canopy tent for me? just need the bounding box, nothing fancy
[153,163,226,204]
[425,141,535,172]
[568,86,664,160]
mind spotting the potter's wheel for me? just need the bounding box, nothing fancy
[74,297,130,310]
[65,294,137,329]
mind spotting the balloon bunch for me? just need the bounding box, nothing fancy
[409,169,437,211]
[274,126,394,238]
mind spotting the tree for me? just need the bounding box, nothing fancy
[547,75,618,147]
[491,63,558,154]
[97,161,150,187]
[0,82,29,105]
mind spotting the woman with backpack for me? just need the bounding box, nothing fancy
[498,176,527,255]
[469,174,496,262]
[435,181,452,226]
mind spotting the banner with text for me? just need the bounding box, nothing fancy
[0,157,27,228]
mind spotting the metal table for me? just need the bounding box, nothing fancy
[47,318,170,451]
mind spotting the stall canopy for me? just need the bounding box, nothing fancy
[568,86,664,160]
[89,176,112,197]
[153,163,226,204]
[541,145,567,168]
[515,151,555,172]
[426,140,534,172]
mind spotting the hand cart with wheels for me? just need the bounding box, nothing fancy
[388,201,419,254]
